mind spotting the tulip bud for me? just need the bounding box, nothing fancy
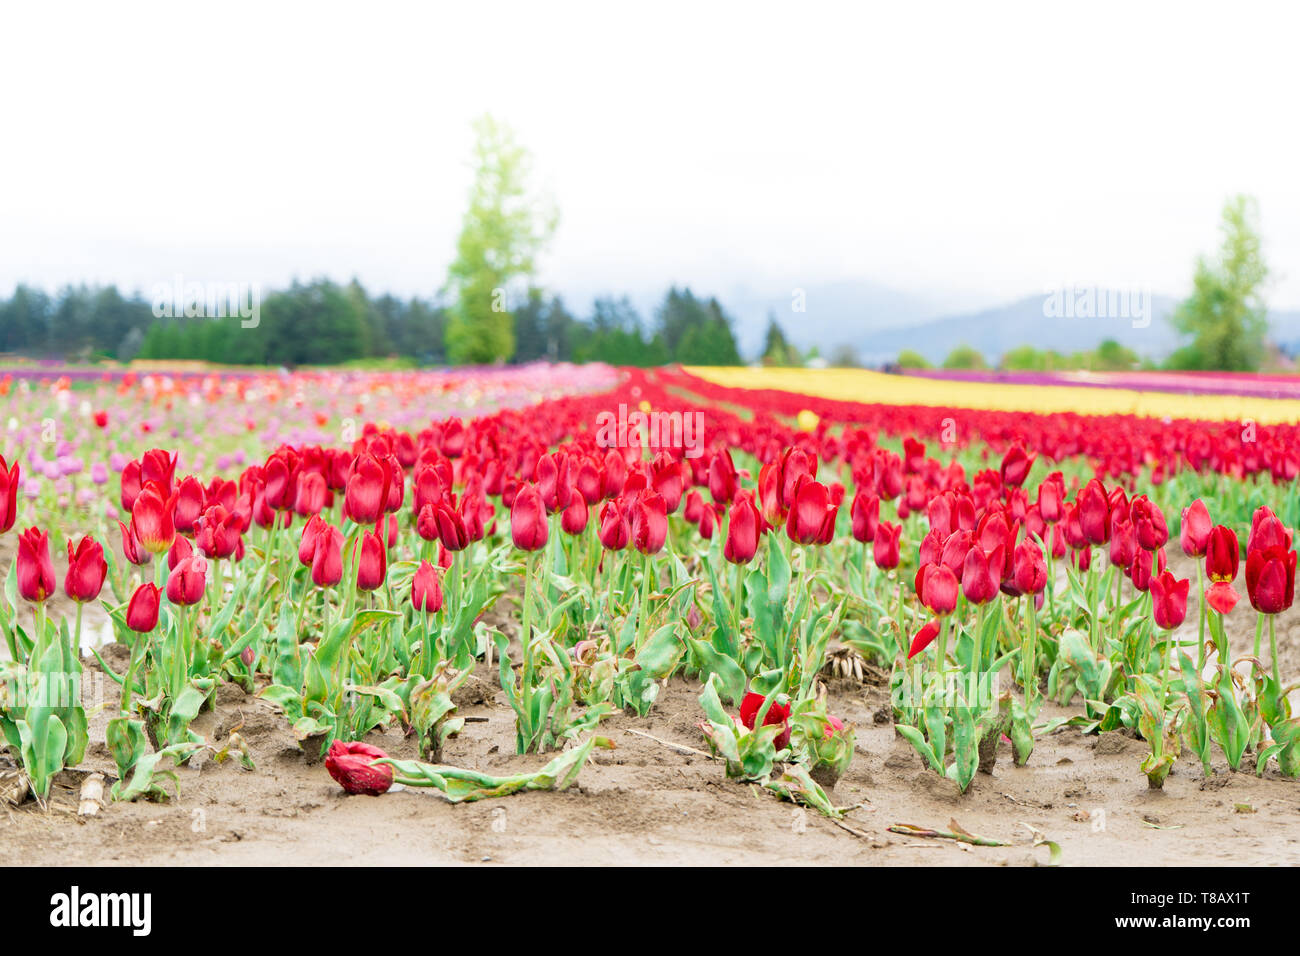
[411,560,444,613]
[17,527,56,603]
[126,582,161,632]
[64,535,107,603]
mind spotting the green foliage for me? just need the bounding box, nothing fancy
[761,313,802,366]
[1168,194,1269,371]
[941,343,987,370]
[443,115,557,365]
[896,348,931,369]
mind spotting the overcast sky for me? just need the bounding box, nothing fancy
[3,1,1298,318]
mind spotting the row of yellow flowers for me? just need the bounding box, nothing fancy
[686,366,1300,425]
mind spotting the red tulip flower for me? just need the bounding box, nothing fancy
[195,505,242,560]
[411,560,444,613]
[511,484,549,552]
[356,531,387,592]
[0,455,19,534]
[344,454,389,525]
[708,449,738,505]
[873,521,902,570]
[738,691,791,750]
[64,535,107,603]
[917,562,959,616]
[325,740,394,796]
[961,546,1000,604]
[166,554,208,606]
[561,494,590,535]
[433,500,470,551]
[131,482,178,555]
[1180,499,1212,557]
[1247,506,1290,554]
[310,525,344,588]
[1206,581,1241,615]
[168,533,193,571]
[630,492,668,555]
[1077,479,1110,546]
[598,499,631,551]
[1205,525,1239,583]
[850,489,879,543]
[723,491,762,564]
[1246,544,1297,615]
[173,475,207,535]
[785,478,838,546]
[126,582,161,632]
[1150,570,1190,630]
[120,458,143,513]
[1012,539,1048,595]
[999,443,1036,487]
[140,449,178,496]
[118,519,150,566]
[17,527,56,603]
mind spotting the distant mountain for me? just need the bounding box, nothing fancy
[859,294,1300,366]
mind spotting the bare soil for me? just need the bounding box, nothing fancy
[6,601,1300,867]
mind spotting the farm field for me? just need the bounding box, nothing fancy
[3,363,1300,866]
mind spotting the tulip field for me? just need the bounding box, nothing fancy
[4,361,1300,866]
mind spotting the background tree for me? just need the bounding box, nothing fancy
[443,115,557,365]
[1168,194,1269,371]
[941,343,987,370]
[761,312,801,366]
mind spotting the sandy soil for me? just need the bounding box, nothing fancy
[6,586,1300,867]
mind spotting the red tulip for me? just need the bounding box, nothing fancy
[433,501,470,551]
[126,582,161,632]
[785,478,838,546]
[873,521,902,570]
[325,740,393,796]
[723,491,762,564]
[650,452,684,514]
[850,489,879,543]
[166,554,207,606]
[356,531,387,592]
[1205,525,1239,583]
[738,692,791,750]
[131,482,177,554]
[1130,496,1168,551]
[310,525,344,587]
[630,492,668,555]
[511,484,549,552]
[168,533,193,571]
[1013,539,1047,595]
[17,527,56,603]
[411,560,444,613]
[1078,479,1110,545]
[961,546,1000,604]
[118,519,150,566]
[120,458,142,512]
[1247,506,1290,554]
[598,499,631,551]
[1150,570,1189,630]
[93,410,109,428]
[561,494,590,535]
[708,450,738,505]
[917,562,959,616]
[999,443,1036,487]
[294,471,328,517]
[299,513,326,565]
[1108,518,1136,570]
[64,535,107,603]
[344,454,389,525]
[1246,544,1297,614]
[1036,474,1064,524]
[140,449,178,496]
[0,455,18,534]
[195,505,241,560]
[908,619,941,660]
[173,475,207,535]
[1180,499,1212,557]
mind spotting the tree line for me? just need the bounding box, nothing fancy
[0,279,749,368]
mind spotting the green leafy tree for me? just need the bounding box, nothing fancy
[896,348,930,369]
[941,343,986,370]
[444,115,556,365]
[761,313,801,366]
[1168,194,1269,371]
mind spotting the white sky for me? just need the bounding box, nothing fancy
[2,0,1298,318]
